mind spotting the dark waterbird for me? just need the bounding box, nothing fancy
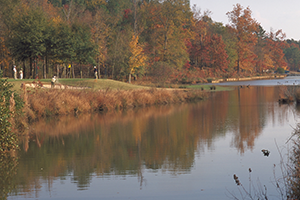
[261,149,270,157]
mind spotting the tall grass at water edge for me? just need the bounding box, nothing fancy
[22,87,208,118]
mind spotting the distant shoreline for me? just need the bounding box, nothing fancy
[210,75,286,83]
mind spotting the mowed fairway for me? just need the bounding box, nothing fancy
[6,78,233,94]
[7,78,149,93]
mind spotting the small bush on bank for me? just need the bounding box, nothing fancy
[277,67,285,74]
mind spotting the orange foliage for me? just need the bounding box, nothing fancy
[265,29,288,70]
[227,4,259,73]
[0,37,11,70]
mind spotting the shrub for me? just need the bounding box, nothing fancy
[277,67,285,74]
[0,71,24,153]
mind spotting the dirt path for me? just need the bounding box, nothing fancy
[25,83,89,90]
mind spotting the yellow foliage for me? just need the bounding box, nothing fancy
[264,54,275,69]
[86,0,106,8]
[52,16,62,24]
[281,65,288,70]
[129,35,147,74]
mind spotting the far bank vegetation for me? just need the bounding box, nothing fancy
[1,1,299,85]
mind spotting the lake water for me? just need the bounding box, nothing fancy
[4,78,300,200]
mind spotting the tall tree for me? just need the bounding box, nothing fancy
[0,0,21,76]
[226,4,258,74]
[9,5,48,78]
[284,46,300,71]
[144,0,192,69]
[254,25,267,73]
[128,35,147,83]
[265,29,287,71]
[71,21,96,78]
[91,8,110,78]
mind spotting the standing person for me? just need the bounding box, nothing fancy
[13,65,17,79]
[94,66,98,79]
[51,76,56,88]
[19,68,23,79]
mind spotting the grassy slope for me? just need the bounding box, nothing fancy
[7,78,149,93]
[6,78,233,94]
[58,78,149,90]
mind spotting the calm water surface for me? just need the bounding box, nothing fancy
[4,79,300,200]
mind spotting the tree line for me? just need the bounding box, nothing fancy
[1,0,300,83]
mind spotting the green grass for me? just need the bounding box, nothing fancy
[5,78,150,94]
[5,78,234,94]
[57,78,150,90]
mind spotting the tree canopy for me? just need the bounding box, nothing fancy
[0,1,298,82]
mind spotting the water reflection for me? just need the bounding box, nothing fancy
[3,86,299,199]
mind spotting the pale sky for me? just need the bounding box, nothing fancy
[190,0,300,40]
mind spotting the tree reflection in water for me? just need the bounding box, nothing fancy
[0,152,18,199]
[2,86,297,199]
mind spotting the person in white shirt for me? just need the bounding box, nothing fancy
[13,65,17,79]
[51,76,56,88]
[19,68,23,79]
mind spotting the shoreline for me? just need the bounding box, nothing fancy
[210,75,286,83]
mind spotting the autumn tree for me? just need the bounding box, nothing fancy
[128,35,147,83]
[253,25,268,73]
[264,29,288,71]
[91,8,110,79]
[226,4,258,74]
[144,0,192,69]
[208,19,237,73]
[190,8,229,73]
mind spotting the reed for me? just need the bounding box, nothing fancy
[23,88,208,118]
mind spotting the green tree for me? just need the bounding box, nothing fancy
[71,22,96,78]
[9,6,48,78]
[0,0,21,77]
[284,46,300,71]
[48,22,75,76]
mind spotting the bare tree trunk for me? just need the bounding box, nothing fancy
[63,0,73,22]
[63,64,66,78]
[43,56,46,79]
[57,64,60,78]
[129,73,132,83]
[80,64,82,78]
[72,64,75,78]
[29,57,33,79]
[23,60,26,79]
[97,64,100,79]
[34,58,37,79]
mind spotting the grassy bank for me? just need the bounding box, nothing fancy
[2,78,234,119]
[22,87,208,119]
